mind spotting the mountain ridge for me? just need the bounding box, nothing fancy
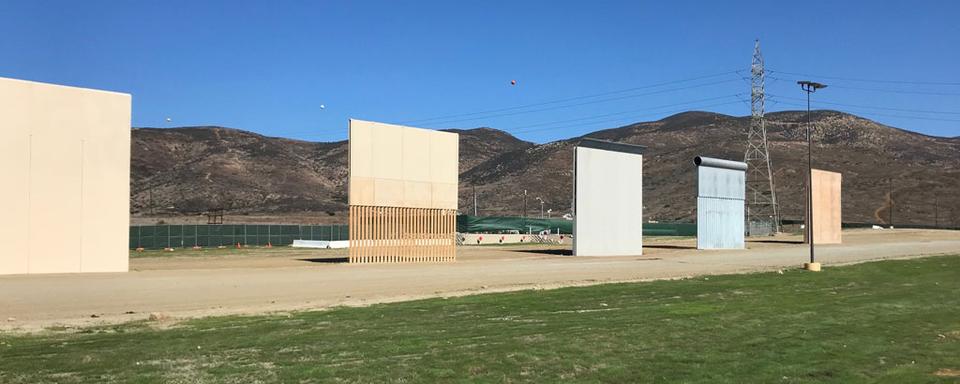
[131,110,960,226]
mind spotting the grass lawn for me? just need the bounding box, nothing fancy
[2,256,959,383]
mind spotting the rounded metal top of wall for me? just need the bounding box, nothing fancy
[694,156,748,171]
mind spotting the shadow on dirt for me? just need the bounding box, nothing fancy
[747,239,804,244]
[298,257,350,264]
[643,244,696,250]
[510,249,573,256]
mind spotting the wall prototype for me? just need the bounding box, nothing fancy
[810,169,842,244]
[0,77,131,275]
[695,156,747,249]
[348,119,458,263]
[573,139,645,256]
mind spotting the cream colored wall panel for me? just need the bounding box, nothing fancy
[348,119,459,263]
[29,135,83,274]
[404,181,433,208]
[348,119,458,209]
[430,133,459,184]
[0,133,30,274]
[374,178,405,207]
[811,169,842,244]
[349,123,374,179]
[402,127,432,182]
[432,183,458,210]
[80,139,130,272]
[0,77,130,275]
[349,177,376,206]
[371,123,403,180]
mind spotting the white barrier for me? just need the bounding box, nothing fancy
[292,240,350,249]
[458,233,571,245]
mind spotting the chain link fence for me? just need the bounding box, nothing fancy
[130,224,347,249]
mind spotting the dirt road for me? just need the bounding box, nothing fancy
[2,229,958,331]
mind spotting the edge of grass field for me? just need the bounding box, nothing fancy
[4,251,958,335]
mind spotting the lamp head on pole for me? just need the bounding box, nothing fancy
[797,80,827,92]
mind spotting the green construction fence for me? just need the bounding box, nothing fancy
[130,224,347,249]
[131,217,698,249]
[455,215,696,236]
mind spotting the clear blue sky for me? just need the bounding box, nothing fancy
[3,1,958,142]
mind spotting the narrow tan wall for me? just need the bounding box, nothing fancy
[0,77,131,275]
[811,169,842,244]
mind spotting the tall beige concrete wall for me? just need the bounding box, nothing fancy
[811,169,842,244]
[348,119,458,210]
[0,77,131,275]
[347,119,459,263]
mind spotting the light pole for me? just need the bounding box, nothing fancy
[535,197,544,218]
[798,80,826,271]
[522,190,528,218]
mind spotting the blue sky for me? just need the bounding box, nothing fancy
[2,1,958,142]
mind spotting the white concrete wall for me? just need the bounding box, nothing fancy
[573,147,643,256]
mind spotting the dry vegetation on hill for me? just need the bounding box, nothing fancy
[131,111,960,226]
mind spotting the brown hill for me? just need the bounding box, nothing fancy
[132,111,960,227]
[130,126,532,216]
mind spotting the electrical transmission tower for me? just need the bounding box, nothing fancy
[744,40,780,235]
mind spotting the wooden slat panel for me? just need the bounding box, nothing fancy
[348,205,457,263]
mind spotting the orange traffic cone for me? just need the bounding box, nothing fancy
[236,242,242,249]
[266,242,272,248]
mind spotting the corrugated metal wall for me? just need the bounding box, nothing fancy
[696,159,746,249]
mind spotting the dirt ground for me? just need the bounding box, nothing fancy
[2,229,959,332]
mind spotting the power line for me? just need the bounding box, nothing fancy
[507,94,741,130]
[770,100,960,123]
[509,99,743,136]
[284,90,742,139]
[823,84,960,97]
[768,94,960,115]
[400,70,742,124]
[287,69,958,140]
[768,69,960,86]
[767,76,960,96]
[423,78,742,126]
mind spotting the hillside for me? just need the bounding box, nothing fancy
[131,111,960,226]
[130,126,532,217]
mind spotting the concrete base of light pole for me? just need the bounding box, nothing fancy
[803,262,822,272]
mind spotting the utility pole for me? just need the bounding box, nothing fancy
[888,177,894,227]
[798,80,827,271]
[149,186,155,215]
[744,40,780,236]
[934,196,939,228]
[522,190,527,218]
[473,185,478,216]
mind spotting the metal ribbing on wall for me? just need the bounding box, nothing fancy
[696,157,747,249]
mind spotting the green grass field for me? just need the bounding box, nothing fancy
[2,256,959,383]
